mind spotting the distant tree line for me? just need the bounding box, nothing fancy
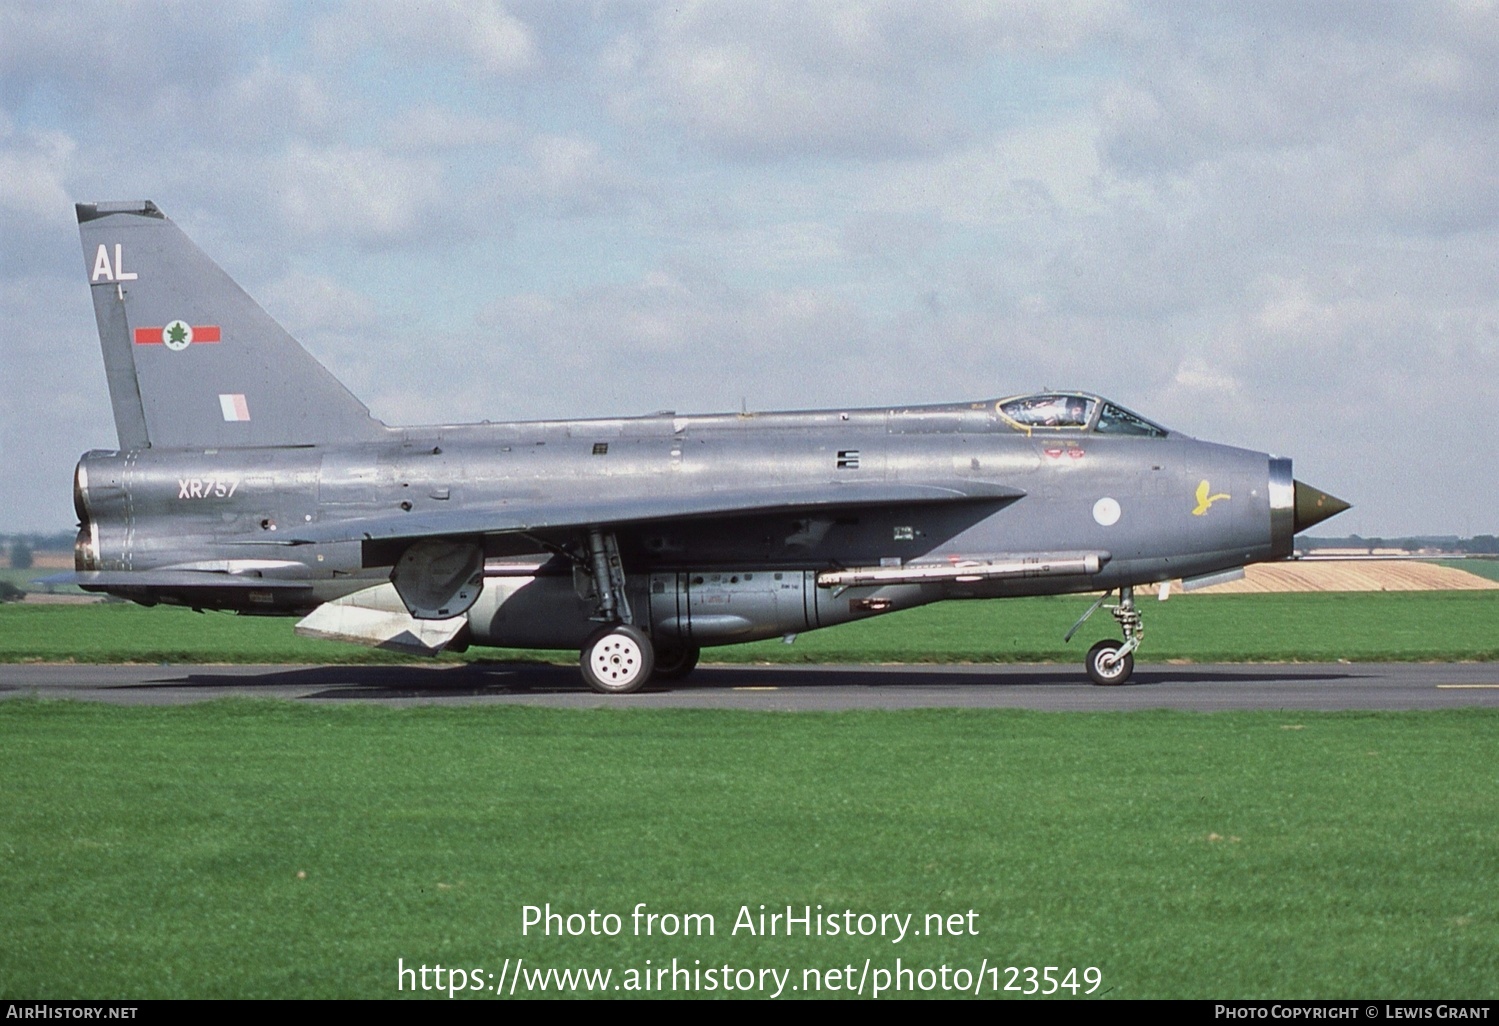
[0,532,75,550]
[1,532,74,570]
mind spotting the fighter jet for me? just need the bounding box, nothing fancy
[64,200,1349,692]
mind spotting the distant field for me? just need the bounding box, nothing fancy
[0,565,83,595]
[1,591,1495,664]
[1442,559,1499,583]
[3,701,1496,998]
[0,567,50,589]
[1172,560,1499,593]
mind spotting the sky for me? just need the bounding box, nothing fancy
[1,0,1495,538]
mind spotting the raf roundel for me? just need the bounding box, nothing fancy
[162,319,194,351]
[1093,497,1121,527]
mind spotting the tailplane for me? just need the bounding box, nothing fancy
[77,200,387,449]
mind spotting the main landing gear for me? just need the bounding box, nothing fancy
[581,622,655,694]
[574,529,703,694]
[651,643,702,681]
[1067,586,1144,686]
[576,528,653,694]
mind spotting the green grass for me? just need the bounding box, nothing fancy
[1,702,1496,999]
[731,591,1499,664]
[1440,558,1499,583]
[1,591,1496,664]
[0,601,427,664]
[0,566,83,595]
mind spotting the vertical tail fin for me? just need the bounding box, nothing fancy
[77,200,387,449]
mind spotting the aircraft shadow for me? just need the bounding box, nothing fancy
[125,661,1361,700]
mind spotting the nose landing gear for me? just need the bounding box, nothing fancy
[1067,586,1143,686]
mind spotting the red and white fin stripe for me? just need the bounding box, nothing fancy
[218,394,250,422]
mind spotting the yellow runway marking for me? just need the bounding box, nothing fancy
[1436,684,1499,689]
[732,686,779,691]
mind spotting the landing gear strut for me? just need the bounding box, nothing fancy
[576,528,654,695]
[1067,586,1143,686]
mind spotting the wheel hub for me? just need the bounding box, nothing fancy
[591,638,642,683]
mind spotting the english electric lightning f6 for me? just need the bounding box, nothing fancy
[66,201,1348,692]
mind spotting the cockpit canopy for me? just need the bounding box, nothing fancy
[997,393,1168,437]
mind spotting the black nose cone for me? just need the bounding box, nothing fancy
[1294,481,1351,533]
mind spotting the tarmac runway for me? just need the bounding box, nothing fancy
[2,661,1498,711]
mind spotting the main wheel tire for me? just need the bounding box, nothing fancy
[651,643,701,681]
[581,624,655,695]
[1085,639,1134,686]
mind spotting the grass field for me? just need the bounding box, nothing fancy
[1441,559,1499,583]
[0,566,82,594]
[1,701,1496,999]
[1,591,1496,664]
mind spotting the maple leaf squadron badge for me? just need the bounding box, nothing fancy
[162,319,193,351]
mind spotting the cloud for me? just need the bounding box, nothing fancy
[1,1,1497,537]
[271,143,449,245]
[485,134,638,217]
[1096,2,1499,237]
[260,272,382,336]
[311,0,538,77]
[607,0,1123,159]
[180,61,342,145]
[453,268,874,420]
[0,1,280,99]
[256,271,396,406]
[0,117,80,279]
[0,118,75,221]
[384,106,519,152]
[0,274,115,531]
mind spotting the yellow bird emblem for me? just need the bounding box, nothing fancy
[1192,480,1230,516]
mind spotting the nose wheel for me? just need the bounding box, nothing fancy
[1085,639,1133,685]
[1068,586,1143,686]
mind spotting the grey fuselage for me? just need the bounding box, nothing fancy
[74,397,1290,651]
